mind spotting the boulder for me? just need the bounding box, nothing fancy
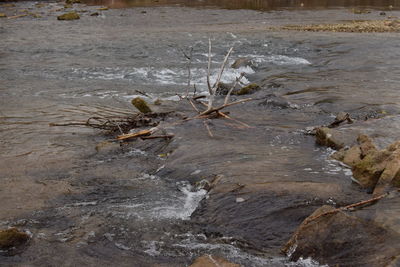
[57,12,80,20]
[282,205,400,266]
[189,255,239,267]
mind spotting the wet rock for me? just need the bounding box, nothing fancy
[315,127,346,150]
[328,112,353,128]
[90,12,99,16]
[0,13,7,18]
[215,82,237,95]
[259,94,295,109]
[97,7,109,11]
[235,83,260,95]
[231,57,252,69]
[0,228,30,255]
[282,205,400,266]
[57,12,80,20]
[189,255,239,267]
[131,97,152,113]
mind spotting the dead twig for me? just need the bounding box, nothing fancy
[224,72,245,105]
[116,128,157,141]
[199,98,253,117]
[203,120,214,137]
[206,38,212,94]
[207,47,234,112]
[303,192,389,225]
[141,135,174,140]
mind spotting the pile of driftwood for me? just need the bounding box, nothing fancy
[50,40,254,140]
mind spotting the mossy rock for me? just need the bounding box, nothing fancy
[352,151,391,190]
[57,11,80,20]
[97,7,109,11]
[0,228,30,251]
[0,13,7,18]
[234,83,261,95]
[65,0,81,4]
[131,97,152,113]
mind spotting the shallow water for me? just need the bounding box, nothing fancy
[1,1,400,266]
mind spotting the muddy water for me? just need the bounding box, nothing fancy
[1,1,400,266]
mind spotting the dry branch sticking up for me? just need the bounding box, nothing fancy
[303,192,389,225]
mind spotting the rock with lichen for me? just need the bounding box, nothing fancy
[131,97,152,113]
[57,11,80,20]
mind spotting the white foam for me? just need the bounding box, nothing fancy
[239,54,311,65]
[150,182,207,220]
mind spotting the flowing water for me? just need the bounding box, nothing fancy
[1,1,400,266]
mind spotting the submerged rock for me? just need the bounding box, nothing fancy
[231,57,253,69]
[0,228,30,255]
[131,97,152,113]
[189,255,239,267]
[57,12,80,20]
[235,83,260,95]
[283,205,400,266]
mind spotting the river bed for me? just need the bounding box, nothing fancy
[1,1,400,266]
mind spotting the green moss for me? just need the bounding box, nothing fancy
[235,83,260,95]
[131,97,152,113]
[0,228,29,250]
[57,12,80,20]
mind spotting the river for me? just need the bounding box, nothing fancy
[1,1,400,266]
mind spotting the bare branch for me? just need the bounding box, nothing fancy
[185,47,193,98]
[207,46,234,111]
[203,120,214,137]
[224,72,245,105]
[206,38,212,94]
[200,98,253,117]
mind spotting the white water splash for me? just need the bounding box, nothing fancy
[149,182,207,220]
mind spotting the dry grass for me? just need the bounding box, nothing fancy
[279,20,400,33]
